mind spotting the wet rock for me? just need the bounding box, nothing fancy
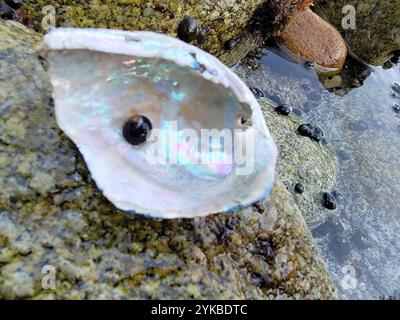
[307,91,322,102]
[312,218,344,238]
[0,0,31,28]
[142,7,155,18]
[256,237,274,260]
[249,0,313,38]
[242,48,266,70]
[245,57,261,70]
[323,75,343,90]
[257,100,339,228]
[21,0,268,66]
[350,230,369,250]
[279,8,347,70]
[0,20,336,300]
[348,120,369,133]
[292,108,302,117]
[350,78,362,88]
[247,48,264,60]
[332,55,372,94]
[22,1,331,67]
[315,1,400,66]
[235,30,400,299]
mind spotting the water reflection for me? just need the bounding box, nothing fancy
[235,48,400,299]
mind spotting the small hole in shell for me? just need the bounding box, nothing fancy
[239,115,252,127]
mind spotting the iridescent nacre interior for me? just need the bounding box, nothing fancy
[47,49,277,217]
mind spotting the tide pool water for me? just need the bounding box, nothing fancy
[235,48,400,299]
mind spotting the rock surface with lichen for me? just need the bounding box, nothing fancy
[19,0,311,66]
[314,0,400,66]
[21,0,267,66]
[0,19,336,299]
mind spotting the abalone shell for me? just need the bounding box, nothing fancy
[40,28,278,218]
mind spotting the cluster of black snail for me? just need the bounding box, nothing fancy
[258,95,338,210]
[297,123,324,142]
[122,115,153,146]
[247,83,338,210]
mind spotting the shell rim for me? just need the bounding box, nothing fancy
[40,28,278,219]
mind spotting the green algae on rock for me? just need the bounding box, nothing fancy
[21,0,314,66]
[0,19,336,299]
[22,0,267,66]
[0,182,337,299]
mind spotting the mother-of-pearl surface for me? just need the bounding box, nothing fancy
[41,29,277,218]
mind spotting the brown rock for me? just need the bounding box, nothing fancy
[279,8,348,71]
